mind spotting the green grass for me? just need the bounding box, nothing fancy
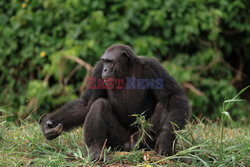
[0,119,249,167]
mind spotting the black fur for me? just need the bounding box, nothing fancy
[40,44,191,160]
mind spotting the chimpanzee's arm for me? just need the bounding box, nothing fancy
[143,58,191,155]
[143,58,190,126]
[40,62,105,140]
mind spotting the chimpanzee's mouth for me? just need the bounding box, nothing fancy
[104,78,113,84]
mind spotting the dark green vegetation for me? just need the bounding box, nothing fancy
[0,0,249,122]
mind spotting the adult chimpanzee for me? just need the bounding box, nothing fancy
[40,44,190,160]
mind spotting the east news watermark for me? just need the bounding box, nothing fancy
[86,77,163,89]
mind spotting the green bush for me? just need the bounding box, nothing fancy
[0,0,249,122]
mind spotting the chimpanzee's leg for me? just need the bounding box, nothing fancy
[120,96,190,156]
[150,95,190,156]
[83,98,131,160]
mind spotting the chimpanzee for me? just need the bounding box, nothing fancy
[40,44,190,160]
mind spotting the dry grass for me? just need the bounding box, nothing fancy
[0,120,249,167]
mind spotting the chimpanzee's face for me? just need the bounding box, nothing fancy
[101,48,129,81]
[101,58,115,82]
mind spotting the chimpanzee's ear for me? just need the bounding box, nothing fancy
[39,114,47,124]
[120,51,130,64]
[121,51,130,58]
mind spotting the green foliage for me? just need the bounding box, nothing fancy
[130,113,153,150]
[0,0,249,122]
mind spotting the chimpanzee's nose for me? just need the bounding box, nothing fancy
[46,120,53,128]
